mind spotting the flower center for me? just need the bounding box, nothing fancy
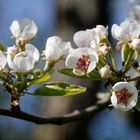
[115,88,132,106]
[76,54,90,72]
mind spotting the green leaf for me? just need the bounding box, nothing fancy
[121,43,132,64]
[28,72,51,86]
[25,81,86,96]
[59,69,101,80]
[135,97,140,112]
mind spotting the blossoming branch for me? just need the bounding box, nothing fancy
[0,3,140,123]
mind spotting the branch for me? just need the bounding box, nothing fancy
[0,100,110,125]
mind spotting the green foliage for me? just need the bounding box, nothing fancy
[25,81,86,96]
[28,72,51,86]
[59,69,101,80]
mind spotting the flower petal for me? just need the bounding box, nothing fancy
[0,50,7,69]
[21,18,38,40]
[13,52,34,72]
[10,20,21,38]
[25,43,40,62]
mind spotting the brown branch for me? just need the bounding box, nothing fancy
[0,100,110,125]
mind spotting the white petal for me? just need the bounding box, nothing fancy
[25,44,40,62]
[7,45,18,56]
[45,45,63,61]
[21,18,38,40]
[88,48,99,62]
[111,24,123,41]
[10,20,21,38]
[7,55,17,70]
[94,25,108,39]
[0,50,7,69]
[111,92,118,107]
[87,61,96,73]
[46,36,62,47]
[62,42,73,57]
[90,40,99,51]
[65,55,78,68]
[13,52,34,72]
[73,30,96,47]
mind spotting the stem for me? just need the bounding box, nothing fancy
[0,99,110,125]
[11,96,20,113]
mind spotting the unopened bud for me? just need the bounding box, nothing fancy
[99,65,110,79]
[131,38,140,50]
[99,45,108,55]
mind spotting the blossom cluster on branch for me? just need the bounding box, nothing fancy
[0,3,140,116]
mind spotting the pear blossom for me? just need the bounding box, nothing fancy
[44,36,73,61]
[73,26,108,54]
[111,82,138,111]
[66,48,98,76]
[111,19,140,42]
[10,18,38,43]
[0,50,7,70]
[7,44,39,72]
[99,65,110,79]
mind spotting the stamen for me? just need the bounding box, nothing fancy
[115,88,132,106]
[76,54,90,72]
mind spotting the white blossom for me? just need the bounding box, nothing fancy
[0,50,7,70]
[7,44,39,72]
[111,82,138,111]
[99,65,110,79]
[111,19,140,42]
[44,36,73,61]
[10,18,38,42]
[66,48,98,76]
[73,26,108,53]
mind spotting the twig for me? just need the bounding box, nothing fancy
[0,100,109,125]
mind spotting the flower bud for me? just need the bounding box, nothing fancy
[99,65,110,79]
[99,45,108,55]
[131,38,140,50]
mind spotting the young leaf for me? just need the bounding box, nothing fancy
[28,72,51,86]
[59,69,101,80]
[121,43,132,64]
[25,81,86,96]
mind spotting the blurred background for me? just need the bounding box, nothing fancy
[0,0,140,140]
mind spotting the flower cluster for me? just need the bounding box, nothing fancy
[1,9,140,112]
